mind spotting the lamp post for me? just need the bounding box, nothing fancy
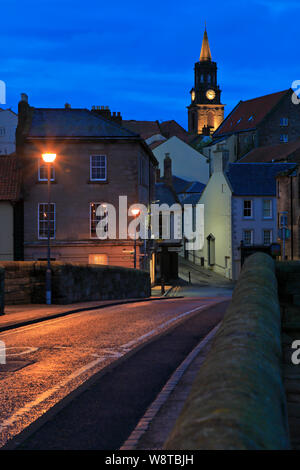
[131,208,140,269]
[42,153,56,305]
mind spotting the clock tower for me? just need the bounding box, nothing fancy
[188,26,224,135]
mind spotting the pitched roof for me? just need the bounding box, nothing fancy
[0,155,21,201]
[214,90,289,138]
[122,120,161,140]
[155,182,178,206]
[239,138,300,163]
[200,26,212,62]
[158,120,190,143]
[122,119,190,143]
[226,162,297,196]
[28,108,139,138]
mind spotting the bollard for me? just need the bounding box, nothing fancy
[161,278,165,295]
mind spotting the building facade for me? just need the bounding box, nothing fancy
[276,164,300,260]
[0,155,23,260]
[16,94,157,268]
[188,146,295,280]
[213,89,300,161]
[0,108,18,155]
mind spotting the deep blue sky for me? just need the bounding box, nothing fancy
[1,0,299,129]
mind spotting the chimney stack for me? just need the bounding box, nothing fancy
[212,144,224,173]
[163,153,172,186]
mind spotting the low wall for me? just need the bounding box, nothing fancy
[0,267,4,314]
[164,252,290,450]
[0,261,151,305]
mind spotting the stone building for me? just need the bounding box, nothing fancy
[16,94,158,268]
[0,108,18,155]
[276,164,300,260]
[0,155,22,260]
[213,89,300,161]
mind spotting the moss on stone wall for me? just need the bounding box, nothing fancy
[164,253,290,450]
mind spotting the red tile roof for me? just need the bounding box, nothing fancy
[214,89,290,137]
[158,120,190,142]
[0,155,21,201]
[122,120,161,140]
[122,119,190,142]
[240,137,300,163]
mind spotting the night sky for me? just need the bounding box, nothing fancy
[1,0,299,128]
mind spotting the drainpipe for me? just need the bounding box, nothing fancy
[290,174,294,260]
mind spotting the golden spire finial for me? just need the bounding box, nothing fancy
[200,23,212,62]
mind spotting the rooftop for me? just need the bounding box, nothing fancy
[0,155,21,201]
[226,162,297,196]
[214,90,289,137]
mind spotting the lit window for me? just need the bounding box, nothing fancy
[38,159,55,181]
[243,200,252,218]
[90,155,107,181]
[38,203,55,239]
[243,230,253,245]
[263,199,272,219]
[88,254,108,265]
[90,202,108,238]
[280,134,289,143]
[263,230,272,245]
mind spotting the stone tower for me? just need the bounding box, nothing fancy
[187,25,224,135]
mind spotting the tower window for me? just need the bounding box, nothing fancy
[207,74,211,83]
[200,74,204,83]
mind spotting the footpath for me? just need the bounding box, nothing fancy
[0,285,174,332]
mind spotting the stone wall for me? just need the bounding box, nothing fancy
[164,253,290,450]
[0,261,151,305]
[276,261,300,450]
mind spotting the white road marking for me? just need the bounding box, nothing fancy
[0,355,106,433]
[5,347,38,357]
[120,302,220,350]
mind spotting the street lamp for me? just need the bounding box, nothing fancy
[42,153,56,305]
[131,208,140,269]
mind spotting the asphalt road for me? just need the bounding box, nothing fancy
[0,297,229,450]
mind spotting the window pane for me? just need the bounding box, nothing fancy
[263,200,271,218]
[243,200,252,217]
[90,203,108,237]
[263,230,271,245]
[90,155,106,180]
[39,203,55,238]
[243,230,252,245]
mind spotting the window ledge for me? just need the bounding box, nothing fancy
[36,180,57,184]
[87,179,109,184]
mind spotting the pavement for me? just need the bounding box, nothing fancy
[0,286,174,331]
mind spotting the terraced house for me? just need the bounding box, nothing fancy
[16,94,157,268]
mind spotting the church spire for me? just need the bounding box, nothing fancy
[199,24,212,62]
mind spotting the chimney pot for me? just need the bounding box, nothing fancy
[21,93,28,103]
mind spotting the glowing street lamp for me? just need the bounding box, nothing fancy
[42,153,56,304]
[131,208,140,269]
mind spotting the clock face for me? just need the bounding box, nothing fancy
[206,89,216,100]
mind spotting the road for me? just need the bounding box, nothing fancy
[0,296,229,449]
